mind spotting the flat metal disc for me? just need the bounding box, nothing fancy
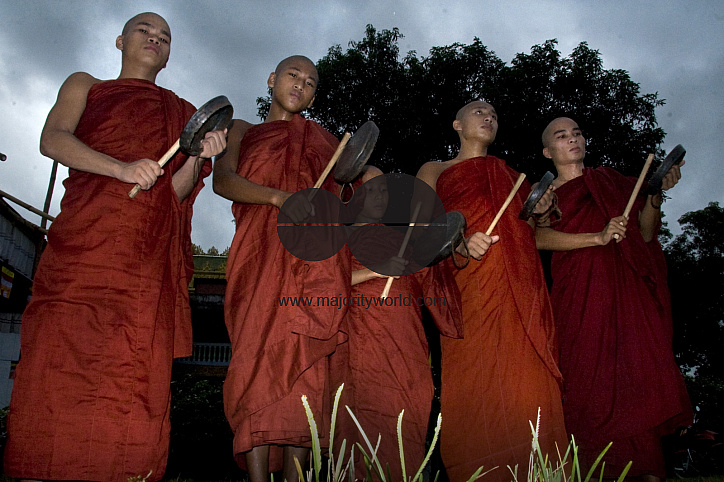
[647,144,686,194]
[519,171,555,220]
[180,96,234,156]
[333,121,380,184]
[414,211,467,266]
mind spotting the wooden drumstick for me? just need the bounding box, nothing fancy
[485,173,526,235]
[380,201,422,299]
[307,132,351,202]
[613,153,654,240]
[128,139,181,198]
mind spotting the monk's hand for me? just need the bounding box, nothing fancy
[277,191,315,223]
[599,216,628,245]
[119,158,163,190]
[532,184,556,216]
[371,256,408,279]
[661,159,684,191]
[464,232,499,260]
[198,129,228,159]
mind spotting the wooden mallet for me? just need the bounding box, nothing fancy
[380,201,422,299]
[613,153,655,240]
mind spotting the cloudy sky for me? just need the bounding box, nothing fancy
[1,0,722,251]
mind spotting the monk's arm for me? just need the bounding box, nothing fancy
[535,216,628,251]
[172,130,227,201]
[638,160,684,242]
[40,72,163,190]
[352,268,383,286]
[212,120,288,207]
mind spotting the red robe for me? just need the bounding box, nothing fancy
[4,79,209,481]
[436,157,568,482]
[330,228,463,481]
[223,114,351,472]
[550,167,692,477]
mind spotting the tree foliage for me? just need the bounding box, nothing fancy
[257,26,666,179]
[664,202,724,431]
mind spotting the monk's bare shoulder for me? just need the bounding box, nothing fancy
[416,160,456,190]
[214,118,254,178]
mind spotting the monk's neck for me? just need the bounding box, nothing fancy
[117,64,159,83]
[266,104,299,123]
[453,141,490,162]
[554,162,585,186]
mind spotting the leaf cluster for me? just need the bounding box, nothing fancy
[257,26,666,180]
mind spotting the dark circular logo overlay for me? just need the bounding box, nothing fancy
[277,173,455,276]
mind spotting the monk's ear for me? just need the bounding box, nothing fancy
[116,35,124,51]
[306,94,315,110]
[452,119,461,133]
[542,147,552,159]
[267,72,276,89]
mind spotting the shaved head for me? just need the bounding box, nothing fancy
[361,165,384,182]
[122,12,170,37]
[275,55,317,77]
[456,100,495,121]
[542,117,577,148]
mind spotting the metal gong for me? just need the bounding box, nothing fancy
[179,95,234,156]
[519,171,555,220]
[647,144,686,194]
[333,121,380,184]
[414,211,468,267]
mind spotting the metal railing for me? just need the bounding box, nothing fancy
[175,342,232,366]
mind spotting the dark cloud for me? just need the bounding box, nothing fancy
[1,0,722,250]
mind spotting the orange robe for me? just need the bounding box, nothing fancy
[4,79,209,481]
[550,167,692,477]
[436,157,567,482]
[331,229,463,481]
[223,114,350,472]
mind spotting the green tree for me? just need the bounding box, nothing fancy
[256,27,666,179]
[664,202,724,431]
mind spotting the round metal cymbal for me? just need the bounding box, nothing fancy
[180,95,234,156]
[333,120,380,184]
[519,171,555,220]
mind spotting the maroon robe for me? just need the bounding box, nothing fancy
[436,156,568,482]
[223,114,351,472]
[550,167,692,477]
[4,79,209,481]
[330,227,463,481]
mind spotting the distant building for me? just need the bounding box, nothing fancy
[0,198,45,407]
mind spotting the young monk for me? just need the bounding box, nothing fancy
[416,101,568,482]
[3,12,226,481]
[213,55,351,482]
[329,167,463,481]
[536,117,692,481]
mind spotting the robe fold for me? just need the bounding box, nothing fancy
[223,114,350,472]
[550,167,692,477]
[4,79,210,482]
[330,227,463,481]
[436,156,567,482]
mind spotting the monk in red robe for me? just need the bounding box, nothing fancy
[4,13,226,481]
[214,55,350,482]
[536,117,692,481]
[417,101,568,482]
[330,168,463,481]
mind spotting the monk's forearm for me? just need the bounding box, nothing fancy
[351,268,382,286]
[535,227,602,251]
[213,171,288,208]
[172,156,205,202]
[40,129,124,178]
[638,194,662,243]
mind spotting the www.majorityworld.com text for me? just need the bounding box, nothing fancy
[278,294,448,310]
